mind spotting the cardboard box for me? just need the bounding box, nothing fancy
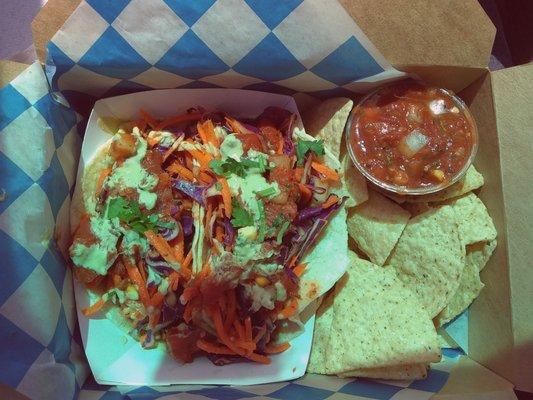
[1,0,531,397]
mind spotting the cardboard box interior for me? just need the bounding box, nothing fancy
[2,0,529,395]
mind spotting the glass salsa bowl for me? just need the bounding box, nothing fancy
[345,81,479,195]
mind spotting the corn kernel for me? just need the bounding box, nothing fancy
[255,276,270,287]
[238,226,258,241]
[430,169,445,182]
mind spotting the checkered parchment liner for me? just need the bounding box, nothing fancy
[1,1,462,399]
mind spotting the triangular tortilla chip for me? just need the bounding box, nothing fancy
[324,256,441,374]
[387,205,465,317]
[303,97,353,160]
[341,155,369,208]
[447,193,497,246]
[436,240,496,326]
[384,165,484,204]
[307,290,337,374]
[347,190,410,266]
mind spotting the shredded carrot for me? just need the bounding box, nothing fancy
[244,317,252,342]
[215,225,224,243]
[147,136,159,147]
[253,325,266,343]
[279,298,298,319]
[311,161,340,181]
[287,255,297,269]
[163,136,183,161]
[151,291,165,309]
[167,162,194,181]
[183,249,193,270]
[169,272,180,292]
[123,256,150,307]
[219,178,232,218]
[138,259,147,283]
[197,339,236,355]
[95,167,112,195]
[197,119,219,147]
[172,231,184,264]
[140,109,158,129]
[198,170,214,185]
[322,194,339,209]
[297,183,313,204]
[186,149,213,169]
[183,301,194,323]
[294,167,304,182]
[293,263,307,277]
[233,320,245,341]
[265,342,291,354]
[277,137,284,154]
[155,112,202,130]
[224,290,236,331]
[149,308,161,328]
[144,230,178,265]
[82,297,107,317]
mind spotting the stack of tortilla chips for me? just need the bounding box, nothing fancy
[302,98,497,379]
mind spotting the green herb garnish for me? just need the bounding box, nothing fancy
[255,186,277,198]
[276,220,290,244]
[106,197,173,233]
[256,199,267,242]
[209,155,270,178]
[230,200,254,228]
[296,139,325,166]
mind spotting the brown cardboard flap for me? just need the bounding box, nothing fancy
[490,63,533,393]
[460,71,515,386]
[339,0,495,69]
[0,60,29,88]
[32,0,82,63]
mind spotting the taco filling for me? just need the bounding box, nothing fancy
[69,107,345,365]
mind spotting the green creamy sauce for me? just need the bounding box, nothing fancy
[220,134,244,161]
[228,174,279,222]
[106,133,158,209]
[121,229,149,257]
[71,216,120,275]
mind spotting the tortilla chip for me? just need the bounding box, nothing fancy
[338,363,429,380]
[324,256,441,374]
[401,202,432,216]
[437,329,460,349]
[341,155,369,208]
[436,240,496,326]
[385,166,484,204]
[387,205,465,318]
[468,239,497,272]
[447,193,497,246]
[303,98,353,160]
[347,190,410,266]
[307,290,337,374]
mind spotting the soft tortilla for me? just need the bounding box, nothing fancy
[347,190,410,266]
[384,165,484,204]
[302,97,353,160]
[436,240,496,326]
[386,205,465,318]
[324,254,441,374]
[338,363,429,380]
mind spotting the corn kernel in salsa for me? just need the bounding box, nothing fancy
[348,82,477,192]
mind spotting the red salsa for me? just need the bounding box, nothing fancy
[349,82,476,190]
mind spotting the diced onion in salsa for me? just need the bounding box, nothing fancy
[348,82,477,191]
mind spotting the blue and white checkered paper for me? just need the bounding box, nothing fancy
[0,1,464,399]
[45,0,404,110]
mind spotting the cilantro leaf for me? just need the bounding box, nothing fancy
[209,156,269,178]
[106,197,173,234]
[230,200,254,228]
[296,139,325,166]
[255,186,277,198]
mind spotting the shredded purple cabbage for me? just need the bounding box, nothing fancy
[221,218,236,247]
[180,212,194,237]
[159,221,179,241]
[173,179,209,206]
[296,206,323,223]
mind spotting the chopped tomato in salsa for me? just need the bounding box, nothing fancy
[349,82,476,189]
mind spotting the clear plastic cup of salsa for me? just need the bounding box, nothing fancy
[345,81,478,195]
